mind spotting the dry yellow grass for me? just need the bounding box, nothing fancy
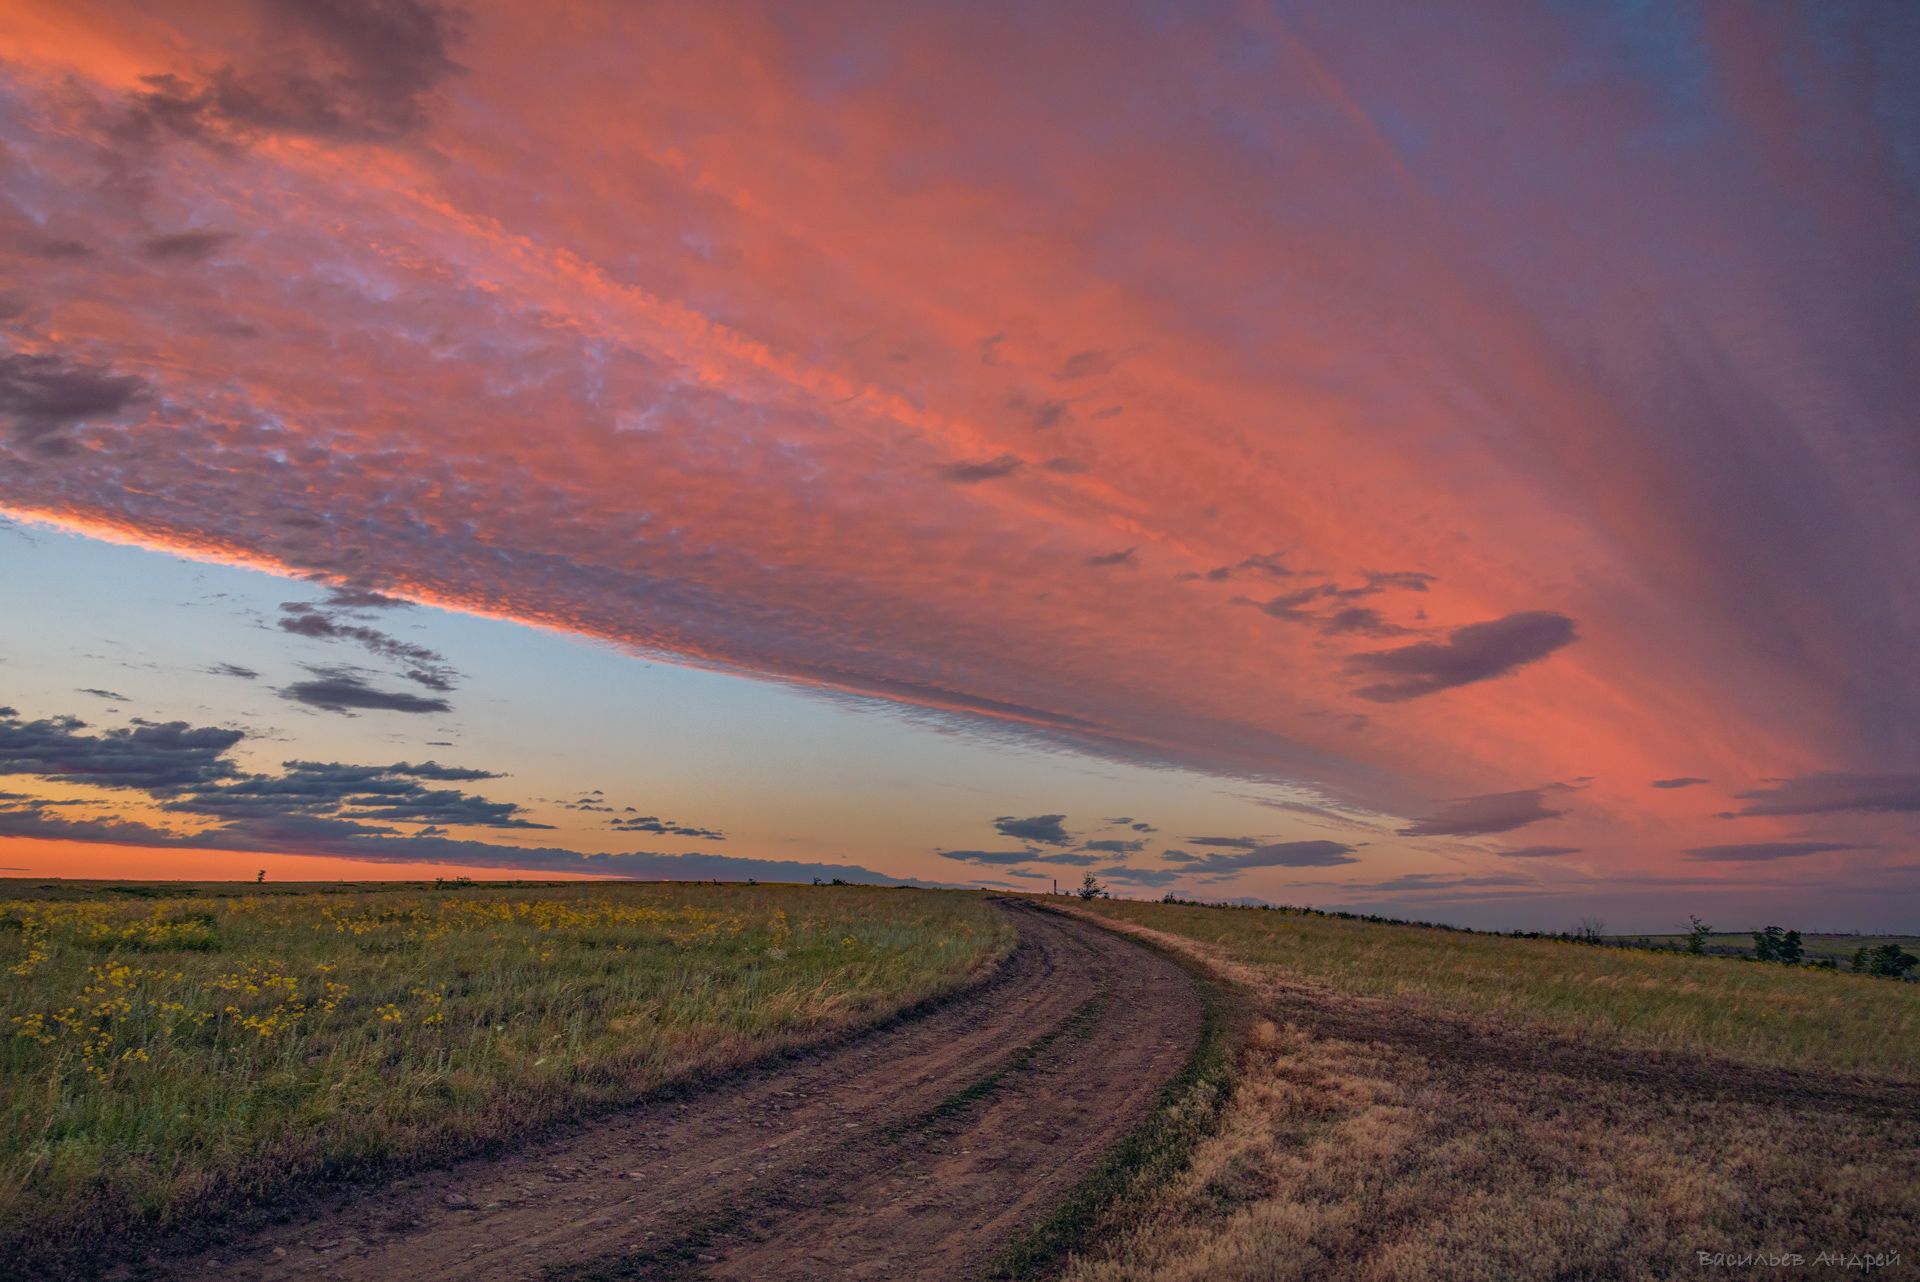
[1073,898,1920,1078]
[1053,901,1917,1282]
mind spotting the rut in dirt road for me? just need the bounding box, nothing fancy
[161,900,1204,1282]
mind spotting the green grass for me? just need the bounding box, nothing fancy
[1068,898,1920,1079]
[0,880,1012,1270]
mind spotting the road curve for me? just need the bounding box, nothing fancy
[161,899,1204,1282]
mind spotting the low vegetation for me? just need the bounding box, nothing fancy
[1054,898,1918,1282]
[1079,898,1919,1077]
[0,880,1011,1271]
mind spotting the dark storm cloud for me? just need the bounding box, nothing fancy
[0,709,242,792]
[1730,772,1920,816]
[278,666,453,714]
[1398,787,1567,837]
[1493,845,1583,859]
[1350,611,1577,702]
[993,813,1071,845]
[209,663,260,679]
[1651,777,1710,790]
[1079,837,1145,854]
[0,352,146,456]
[126,0,463,145]
[608,815,726,840]
[1085,547,1136,567]
[938,452,1024,482]
[142,230,233,260]
[277,602,458,689]
[1683,841,1873,862]
[76,688,131,701]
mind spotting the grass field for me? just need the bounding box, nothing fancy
[1071,899,1920,1078]
[1054,898,1918,1282]
[0,879,1012,1267]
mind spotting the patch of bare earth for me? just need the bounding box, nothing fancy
[148,902,1202,1282]
[1054,909,1919,1282]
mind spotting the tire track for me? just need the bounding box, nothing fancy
[159,900,1202,1282]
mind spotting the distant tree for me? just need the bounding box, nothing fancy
[1852,943,1918,978]
[1573,915,1606,944]
[255,869,265,884]
[1685,914,1711,955]
[1751,925,1803,964]
[1077,872,1108,901]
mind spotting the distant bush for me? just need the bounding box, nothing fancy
[1077,873,1108,901]
[1686,915,1711,955]
[1751,926,1804,964]
[1851,943,1918,978]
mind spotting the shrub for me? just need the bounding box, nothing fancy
[1751,926,1803,964]
[1852,943,1918,978]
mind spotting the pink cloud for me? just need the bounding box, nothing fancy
[1,0,1915,888]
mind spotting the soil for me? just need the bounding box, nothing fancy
[152,899,1203,1282]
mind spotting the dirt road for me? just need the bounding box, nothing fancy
[158,900,1202,1282]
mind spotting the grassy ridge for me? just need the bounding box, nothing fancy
[1072,898,1920,1078]
[1054,899,1918,1282]
[0,880,1012,1269]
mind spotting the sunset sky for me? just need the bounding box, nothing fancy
[2,1,1916,930]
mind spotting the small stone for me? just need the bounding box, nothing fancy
[271,1246,288,1260]
[442,1192,470,1208]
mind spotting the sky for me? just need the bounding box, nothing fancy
[1,0,1916,931]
